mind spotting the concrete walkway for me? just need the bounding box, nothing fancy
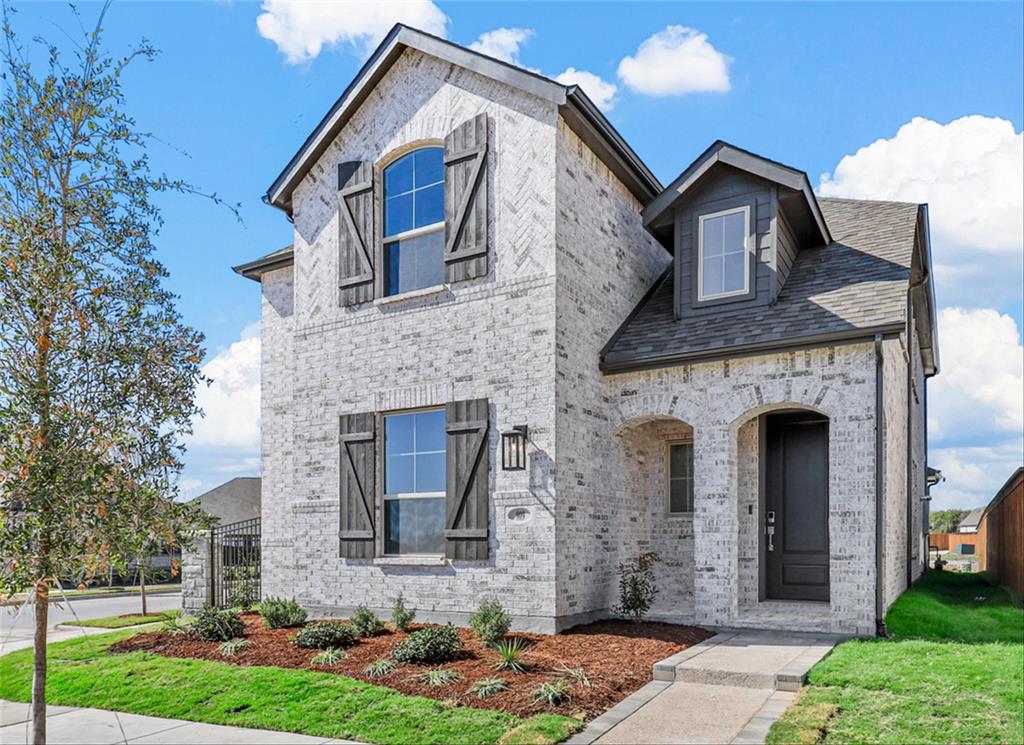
[569,630,840,745]
[0,701,359,745]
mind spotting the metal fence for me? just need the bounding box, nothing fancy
[210,517,261,608]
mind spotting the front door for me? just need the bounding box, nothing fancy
[765,412,829,601]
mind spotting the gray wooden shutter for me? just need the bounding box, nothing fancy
[443,114,489,282]
[339,411,375,559]
[338,161,375,305]
[444,398,490,560]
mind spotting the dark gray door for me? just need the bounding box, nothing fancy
[765,413,829,601]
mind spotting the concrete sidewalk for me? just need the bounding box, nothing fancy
[0,701,359,745]
[569,630,840,745]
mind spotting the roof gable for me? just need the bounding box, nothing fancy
[264,24,661,214]
[643,141,832,248]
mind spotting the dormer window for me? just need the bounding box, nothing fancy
[383,147,445,296]
[698,206,749,301]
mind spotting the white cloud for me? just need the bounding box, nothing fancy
[929,442,1023,510]
[190,323,261,450]
[469,27,534,67]
[928,308,1024,441]
[256,0,448,63]
[819,116,1023,254]
[617,26,731,96]
[555,68,618,111]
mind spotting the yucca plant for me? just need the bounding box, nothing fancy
[492,637,531,673]
[417,667,461,686]
[311,647,349,666]
[163,614,194,635]
[218,638,252,657]
[555,663,592,688]
[468,676,509,698]
[364,659,397,678]
[533,679,571,706]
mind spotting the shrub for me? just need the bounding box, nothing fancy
[392,625,463,664]
[469,598,511,646]
[613,552,661,621]
[260,597,307,629]
[417,667,461,686]
[492,637,530,673]
[364,659,397,678]
[292,621,357,650]
[391,593,416,631]
[555,664,592,688]
[192,604,244,642]
[468,677,508,698]
[163,614,194,635]
[533,679,571,706]
[311,648,349,666]
[350,605,386,637]
[218,638,252,657]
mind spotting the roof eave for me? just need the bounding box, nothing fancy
[600,323,905,375]
[232,247,295,281]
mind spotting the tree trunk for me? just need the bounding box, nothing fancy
[31,580,48,745]
[140,565,146,616]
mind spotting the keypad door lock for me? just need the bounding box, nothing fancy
[766,511,776,552]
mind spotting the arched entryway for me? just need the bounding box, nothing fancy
[733,406,831,607]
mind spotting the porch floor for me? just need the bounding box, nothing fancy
[733,600,832,633]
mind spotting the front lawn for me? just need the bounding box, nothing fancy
[64,610,180,629]
[768,571,1024,744]
[0,631,578,745]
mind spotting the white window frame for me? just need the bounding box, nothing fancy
[666,439,695,516]
[381,406,447,557]
[697,205,750,302]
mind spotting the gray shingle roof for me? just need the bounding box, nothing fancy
[601,198,921,372]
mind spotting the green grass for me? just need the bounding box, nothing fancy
[768,572,1024,745]
[2,584,181,603]
[0,631,579,745]
[64,610,180,629]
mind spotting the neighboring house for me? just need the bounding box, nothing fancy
[189,477,261,526]
[229,25,938,636]
[957,507,984,533]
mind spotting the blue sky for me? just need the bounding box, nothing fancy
[11,1,1023,510]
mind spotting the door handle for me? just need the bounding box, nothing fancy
[766,525,775,552]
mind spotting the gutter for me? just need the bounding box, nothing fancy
[874,332,886,636]
[906,270,929,588]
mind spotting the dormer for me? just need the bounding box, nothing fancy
[642,141,831,318]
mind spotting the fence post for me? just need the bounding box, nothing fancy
[181,529,212,613]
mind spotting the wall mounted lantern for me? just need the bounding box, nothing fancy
[501,425,529,471]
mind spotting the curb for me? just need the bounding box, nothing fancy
[1,588,181,607]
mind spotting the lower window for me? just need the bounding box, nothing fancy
[668,442,694,514]
[383,409,446,555]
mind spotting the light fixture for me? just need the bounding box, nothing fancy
[501,425,528,471]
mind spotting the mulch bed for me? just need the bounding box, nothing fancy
[110,614,711,719]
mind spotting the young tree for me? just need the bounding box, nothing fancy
[0,5,224,741]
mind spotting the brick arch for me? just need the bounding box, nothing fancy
[610,392,702,434]
[723,380,840,432]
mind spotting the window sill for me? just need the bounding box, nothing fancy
[373,556,449,567]
[374,284,449,306]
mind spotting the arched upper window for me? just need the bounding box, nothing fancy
[383,147,444,296]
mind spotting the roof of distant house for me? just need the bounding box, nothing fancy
[188,477,261,526]
[958,507,985,531]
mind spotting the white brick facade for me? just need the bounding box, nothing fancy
[193,45,931,638]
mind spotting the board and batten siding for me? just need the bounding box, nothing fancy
[673,167,779,317]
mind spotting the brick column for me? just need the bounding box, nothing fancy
[181,531,211,613]
[692,423,739,626]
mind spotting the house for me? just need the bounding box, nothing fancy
[226,25,939,637]
[188,477,261,526]
[957,507,984,533]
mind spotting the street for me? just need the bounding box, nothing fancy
[0,592,182,654]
